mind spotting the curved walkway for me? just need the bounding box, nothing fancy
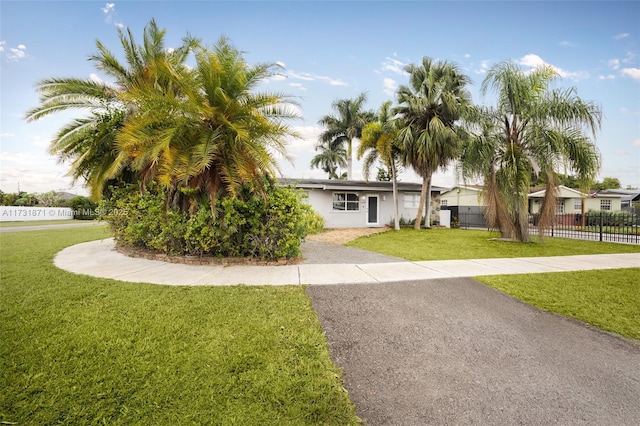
[54,238,640,286]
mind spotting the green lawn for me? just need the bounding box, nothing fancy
[0,228,360,425]
[346,228,640,261]
[0,219,81,227]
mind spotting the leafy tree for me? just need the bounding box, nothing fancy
[115,37,299,215]
[395,57,471,229]
[376,167,391,182]
[318,93,374,180]
[14,192,38,206]
[358,101,403,230]
[25,19,197,199]
[310,138,347,180]
[1,192,18,206]
[37,191,66,207]
[594,177,621,191]
[460,61,601,242]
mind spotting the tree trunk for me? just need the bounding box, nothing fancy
[391,161,399,231]
[424,175,432,229]
[414,175,428,230]
[347,139,353,180]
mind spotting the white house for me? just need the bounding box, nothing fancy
[528,185,622,214]
[438,186,487,228]
[280,178,446,228]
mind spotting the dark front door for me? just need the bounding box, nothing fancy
[367,195,379,225]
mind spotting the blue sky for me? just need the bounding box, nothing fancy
[1,1,639,195]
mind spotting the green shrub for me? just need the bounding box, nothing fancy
[69,196,98,220]
[100,181,320,260]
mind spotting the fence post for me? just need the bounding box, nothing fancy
[599,212,603,242]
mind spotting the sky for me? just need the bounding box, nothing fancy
[1,0,639,196]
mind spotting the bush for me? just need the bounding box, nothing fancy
[584,210,637,227]
[100,182,322,260]
[69,196,98,220]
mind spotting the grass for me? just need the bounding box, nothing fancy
[477,269,640,339]
[0,228,360,425]
[0,219,81,227]
[346,228,640,261]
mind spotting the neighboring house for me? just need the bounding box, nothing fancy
[598,189,640,210]
[280,178,446,228]
[528,185,622,215]
[439,186,487,228]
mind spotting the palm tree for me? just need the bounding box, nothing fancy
[310,138,348,179]
[459,61,601,242]
[358,101,403,230]
[115,37,300,215]
[395,57,471,229]
[318,93,374,180]
[24,19,197,199]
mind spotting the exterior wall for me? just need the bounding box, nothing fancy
[304,189,441,228]
[529,197,622,214]
[440,188,483,207]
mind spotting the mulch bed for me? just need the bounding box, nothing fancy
[115,244,302,266]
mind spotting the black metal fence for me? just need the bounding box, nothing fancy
[530,209,640,244]
[444,207,640,244]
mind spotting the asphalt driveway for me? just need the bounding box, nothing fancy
[307,278,640,425]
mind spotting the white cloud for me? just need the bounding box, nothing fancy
[383,77,397,96]
[598,74,616,80]
[609,58,620,70]
[289,82,307,91]
[89,73,103,84]
[4,43,27,61]
[288,71,315,81]
[288,125,321,153]
[378,57,406,75]
[0,133,14,138]
[32,136,51,149]
[475,60,490,75]
[101,2,122,28]
[632,139,640,147]
[621,68,640,80]
[287,70,347,86]
[519,53,589,80]
[275,61,286,68]
[613,33,630,40]
[559,40,574,47]
[464,53,471,58]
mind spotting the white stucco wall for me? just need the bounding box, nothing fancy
[304,189,441,228]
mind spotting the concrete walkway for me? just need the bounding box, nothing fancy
[54,238,640,285]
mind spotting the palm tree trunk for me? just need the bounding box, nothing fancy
[391,161,399,231]
[424,175,432,229]
[347,139,353,180]
[414,176,428,230]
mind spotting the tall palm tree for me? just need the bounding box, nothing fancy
[310,138,348,179]
[115,37,300,215]
[24,19,197,199]
[358,101,403,230]
[459,61,601,242]
[318,93,374,180]
[395,57,471,229]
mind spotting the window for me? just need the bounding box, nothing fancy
[600,199,611,211]
[574,199,582,211]
[403,193,421,209]
[441,199,448,207]
[332,192,359,211]
[556,201,564,214]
